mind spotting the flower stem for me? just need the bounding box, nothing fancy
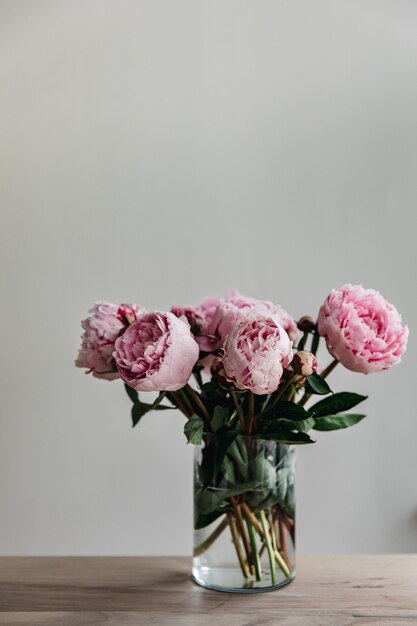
[246,518,262,581]
[259,510,277,585]
[230,389,245,431]
[274,549,290,578]
[320,358,339,379]
[247,392,255,435]
[267,374,296,411]
[299,358,338,407]
[311,330,320,355]
[231,498,252,573]
[166,391,193,418]
[269,512,277,553]
[227,513,250,579]
[241,503,264,537]
[278,516,290,568]
[193,368,203,389]
[298,330,309,351]
[184,384,211,425]
[193,516,228,557]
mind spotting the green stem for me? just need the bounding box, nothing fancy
[299,358,339,407]
[261,394,271,412]
[175,390,194,417]
[230,389,245,431]
[193,368,203,389]
[267,374,296,411]
[246,517,262,581]
[184,384,211,425]
[227,513,250,579]
[259,510,277,585]
[320,358,339,379]
[247,392,255,435]
[269,512,277,553]
[287,385,296,403]
[311,330,320,355]
[297,330,309,351]
[230,499,252,569]
[274,549,290,578]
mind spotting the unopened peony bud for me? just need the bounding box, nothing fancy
[292,351,318,377]
[171,305,205,334]
[297,316,316,332]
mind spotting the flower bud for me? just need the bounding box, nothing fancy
[171,305,205,334]
[292,351,318,377]
[297,316,316,332]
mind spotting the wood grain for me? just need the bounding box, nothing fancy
[0,555,416,625]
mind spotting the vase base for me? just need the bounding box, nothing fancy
[192,568,296,594]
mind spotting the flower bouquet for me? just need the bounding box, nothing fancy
[76,285,408,593]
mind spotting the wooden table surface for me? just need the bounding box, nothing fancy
[0,555,416,625]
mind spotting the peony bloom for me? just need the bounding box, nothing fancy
[170,305,205,334]
[223,316,293,394]
[207,290,299,347]
[114,311,199,391]
[200,296,221,333]
[76,302,145,380]
[292,350,318,377]
[318,284,409,374]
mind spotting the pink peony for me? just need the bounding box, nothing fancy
[170,305,205,334]
[318,284,409,373]
[207,290,299,347]
[76,302,145,380]
[223,316,293,394]
[114,311,199,391]
[200,296,221,332]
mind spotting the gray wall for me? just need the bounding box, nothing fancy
[0,0,416,555]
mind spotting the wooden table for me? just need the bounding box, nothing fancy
[0,555,416,625]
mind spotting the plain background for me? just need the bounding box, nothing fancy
[0,0,416,556]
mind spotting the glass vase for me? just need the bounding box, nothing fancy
[193,435,296,593]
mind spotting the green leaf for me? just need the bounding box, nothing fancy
[293,417,316,433]
[276,467,294,502]
[310,392,368,417]
[194,510,225,530]
[195,481,259,515]
[184,414,205,444]
[131,402,148,427]
[250,452,276,489]
[261,430,315,444]
[201,381,219,393]
[263,400,312,421]
[211,405,230,432]
[313,413,367,431]
[222,455,237,483]
[201,428,238,488]
[225,439,248,482]
[125,385,173,428]
[306,373,332,395]
[216,481,260,502]
[124,383,139,404]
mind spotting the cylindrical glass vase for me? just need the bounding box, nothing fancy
[193,435,296,593]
